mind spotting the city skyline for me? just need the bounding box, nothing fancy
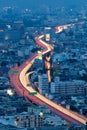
[0,0,87,9]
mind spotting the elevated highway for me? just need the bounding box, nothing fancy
[9,25,87,125]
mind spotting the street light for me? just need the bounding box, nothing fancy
[40,112,43,118]
[7,89,14,96]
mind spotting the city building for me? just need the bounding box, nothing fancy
[28,106,50,115]
[15,112,43,128]
[33,59,43,69]
[0,124,26,130]
[51,78,87,96]
[38,74,49,95]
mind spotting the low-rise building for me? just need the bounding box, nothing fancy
[15,112,43,128]
[51,79,87,96]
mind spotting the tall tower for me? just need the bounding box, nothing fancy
[44,27,52,83]
[44,54,52,83]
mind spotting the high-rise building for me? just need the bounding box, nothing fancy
[50,82,55,94]
[38,74,49,95]
[44,55,52,82]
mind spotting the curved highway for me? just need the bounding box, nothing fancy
[9,24,87,125]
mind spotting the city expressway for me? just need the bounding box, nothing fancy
[9,24,87,125]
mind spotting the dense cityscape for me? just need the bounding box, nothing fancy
[0,1,87,130]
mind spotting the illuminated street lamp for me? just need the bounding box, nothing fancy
[5,36,9,40]
[7,89,14,96]
[6,24,11,29]
[39,112,43,118]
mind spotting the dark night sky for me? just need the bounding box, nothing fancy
[0,0,87,9]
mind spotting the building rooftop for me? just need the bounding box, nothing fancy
[0,124,26,130]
